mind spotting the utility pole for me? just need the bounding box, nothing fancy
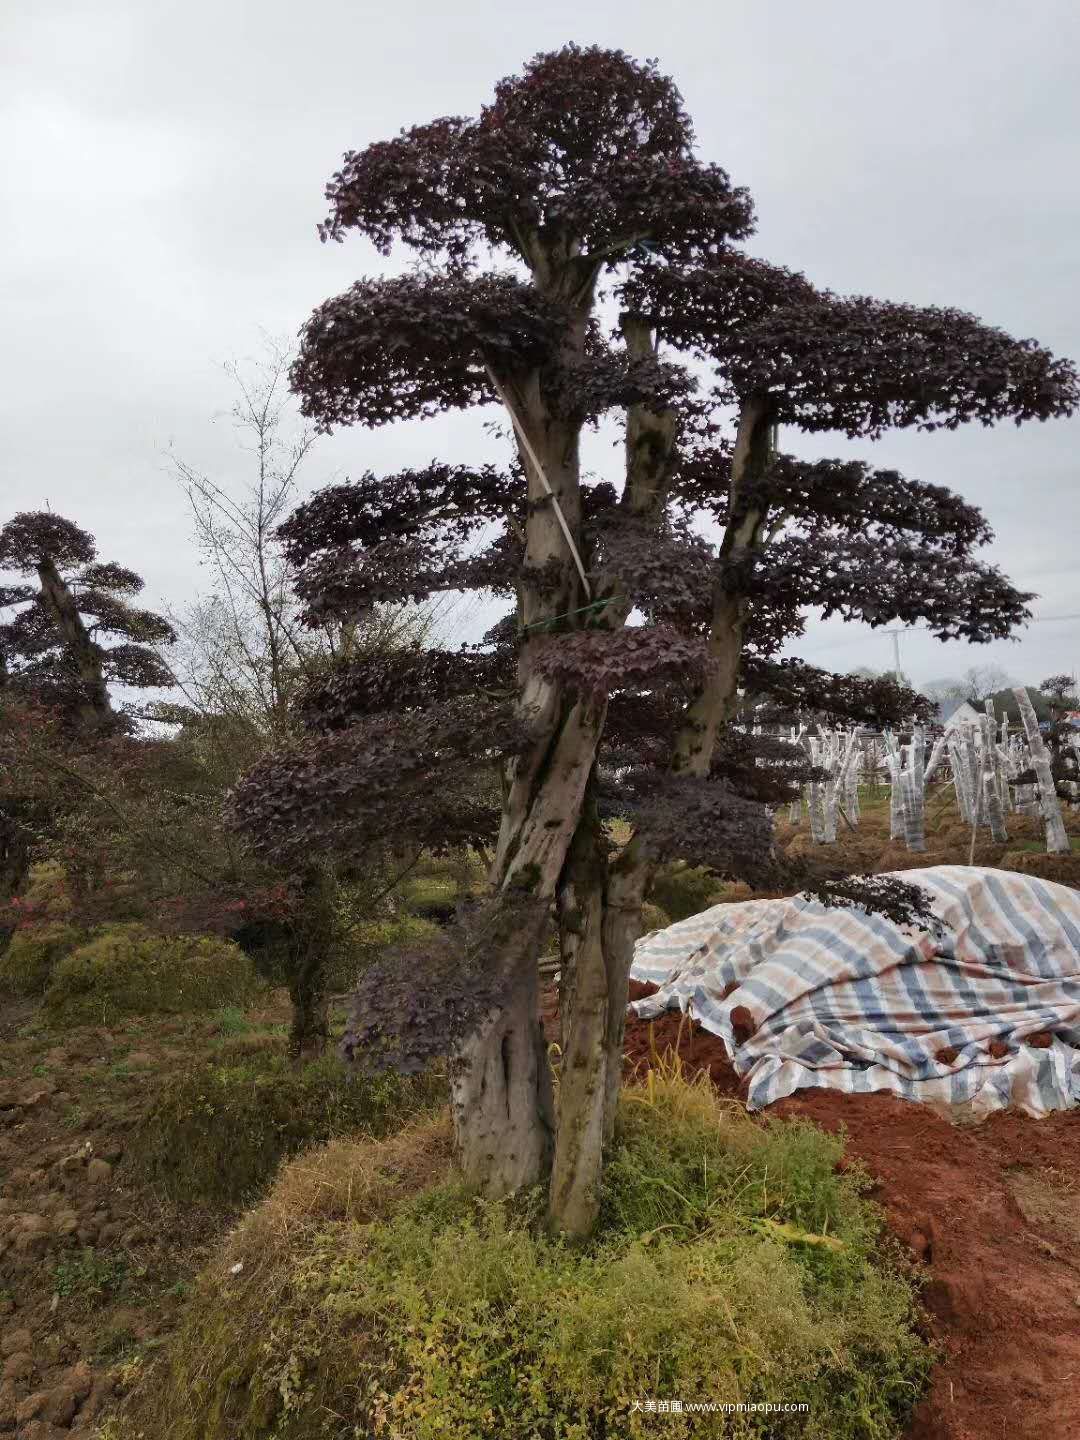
[883,626,915,683]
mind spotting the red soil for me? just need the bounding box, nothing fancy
[620,980,746,1100]
[618,981,1080,1440]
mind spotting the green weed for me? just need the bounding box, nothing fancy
[53,1248,128,1304]
[213,1005,251,1036]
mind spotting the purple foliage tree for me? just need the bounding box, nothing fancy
[227,46,1078,1233]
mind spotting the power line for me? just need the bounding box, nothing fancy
[798,610,1080,655]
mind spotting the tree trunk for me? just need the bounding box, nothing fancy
[979,715,1008,843]
[447,688,606,1195]
[450,339,614,1196]
[287,962,330,1063]
[449,915,555,1198]
[549,809,609,1234]
[600,854,650,1143]
[0,825,31,953]
[548,818,651,1235]
[36,559,113,733]
[801,736,829,843]
[555,393,775,1226]
[286,866,336,1064]
[901,728,927,852]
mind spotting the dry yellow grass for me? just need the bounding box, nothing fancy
[234,1110,456,1255]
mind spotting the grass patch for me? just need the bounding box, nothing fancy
[123,1078,929,1440]
[212,1005,251,1037]
[127,1049,445,1209]
[42,925,262,1026]
[1006,1168,1080,1245]
[399,852,485,923]
[351,914,442,968]
[96,1325,141,1362]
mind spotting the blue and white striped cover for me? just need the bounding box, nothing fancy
[630,867,1080,1116]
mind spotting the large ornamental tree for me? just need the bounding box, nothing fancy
[229,46,1079,1233]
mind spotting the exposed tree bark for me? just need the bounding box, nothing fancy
[599,851,650,1143]
[550,796,609,1233]
[549,803,652,1234]
[544,318,685,1233]
[454,300,609,1195]
[449,898,555,1197]
[670,397,773,776]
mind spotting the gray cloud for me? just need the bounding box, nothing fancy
[3,0,1078,688]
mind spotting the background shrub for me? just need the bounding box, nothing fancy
[42,924,261,1024]
[124,1076,929,1440]
[648,863,722,922]
[127,1049,445,1209]
[0,922,83,996]
[639,901,671,936]
[350,913,440,970]
[233,910,439,989]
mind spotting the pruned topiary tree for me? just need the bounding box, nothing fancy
[0,511,175,731]
[227,45,1079,1233]
[0,512,176,926]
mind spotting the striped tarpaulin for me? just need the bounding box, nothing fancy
[629,867,1080,1116]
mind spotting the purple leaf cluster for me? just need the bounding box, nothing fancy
[317,45,753,268]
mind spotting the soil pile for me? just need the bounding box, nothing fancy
[622,980,746,1101]
[622,994,1080,1440]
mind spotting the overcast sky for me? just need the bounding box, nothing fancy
[3,0,1079,690]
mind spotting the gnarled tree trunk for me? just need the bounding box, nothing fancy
[549,813,651,1235]
[451,320,612,1197]
[546,396,776,1235]
[449,687,609,1197]
[449,907,555,1197]
[549,804,609,1233]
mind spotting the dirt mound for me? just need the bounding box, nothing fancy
[775,1093,1080,1440]
[622,995,1080,1440]
[623,981,745,1100]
